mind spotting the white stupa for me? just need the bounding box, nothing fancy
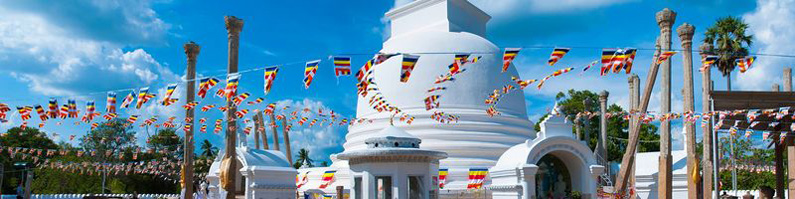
[343,0,535,190]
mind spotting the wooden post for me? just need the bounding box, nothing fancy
[183,41,200,199]
[257,111,268,150]
[656,8,676,199]
[699,42,714,199]
[282,118,293,165]
[223,16,243,199]
[615,34,664,193]
[270,114,280,151]
[677,23,698,199]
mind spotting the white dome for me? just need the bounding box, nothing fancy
[343,0,535,170]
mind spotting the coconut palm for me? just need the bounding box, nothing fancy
[293,148,313,169]
[200,139,218,158]
[703,16,753,91]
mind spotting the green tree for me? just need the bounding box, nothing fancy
[200,139,218,158]
[547,89,660,162]
[703,16,753,91]
[79,119,136,163]
[293,148,313,169]
[0,127,58,194]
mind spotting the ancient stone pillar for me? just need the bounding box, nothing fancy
[677,23,699,199]
[223,16,243,199]
[183,41,200,199]
[785,67,792,92]
[656,8,676,199]
[597,91,609,175]
[628,74,639,199]
[282,118,293,164]
[583,99,593,144]
[700,42,715,199]
[270,114,280,151]
[256,111,268,150]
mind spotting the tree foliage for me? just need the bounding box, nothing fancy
[293,148,313,169]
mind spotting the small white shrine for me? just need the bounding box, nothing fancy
[490,105,604,199]
[336,126,448,198]
[207,125,297,199]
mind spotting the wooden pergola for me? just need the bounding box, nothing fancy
[711,91,795,198]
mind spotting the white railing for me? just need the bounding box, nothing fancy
[1,194,179,199]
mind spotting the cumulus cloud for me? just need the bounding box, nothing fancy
[0,1,174,97]
[738,0,795,91]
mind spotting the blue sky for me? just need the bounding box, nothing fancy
[0,0,793,163]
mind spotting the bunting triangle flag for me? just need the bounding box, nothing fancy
[120,91,135,109]
[502,48,521,72]
[355,59,374,82]
[600,48,618,76]
[106,92,116,113]
[197,77,219,99]
[225,73,240,102]
[263,66,278,95]
[400,54,420,83]
[655,51,677,65]
[547,47,570,66]
[47,98,58,118]
[304,60,320,89]
[333,56,351,77]
[161,84,178,105]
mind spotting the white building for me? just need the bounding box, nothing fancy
[296,1,603,198]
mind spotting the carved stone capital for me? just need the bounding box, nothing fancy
[656,8,677,28]
[599,90,609,101]
[677,23,695,44]
[184,41,201,59]
[225,16,244,34]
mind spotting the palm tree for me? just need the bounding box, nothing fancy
[703,16,753,91]
[293,148,313,169]
[200,139,218,158]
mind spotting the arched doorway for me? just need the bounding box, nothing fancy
[535,154,572,199]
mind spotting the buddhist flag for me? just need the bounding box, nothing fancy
[600,49,618,76]
[67,99,78,118]
[502,48,521,72]
[34,105,47,122]
[127,115,138,124]
[467,168,488,189]
[59,104,69,119]
[318,170,336,189]
[736,56,756,73]
[225,73,241,102]
[448,54,469,74]
[136,88,154,109]
[17,106,32,121]
[106,92,116,113]
[263,67,278,95]
[702,55,718,68]
[439,169,449,189]
[183,102,199,110]
[161,84,178,105]
[233,92,250,106]
[200,105,215,112]
[400,54,420,82]
[547,47,570,66]
[304,60,320,89]
[264,103,276,115]
[86,101,96,121]
[121,91,135,109]
[424,95,440,110]
[610,49,628,73]
[355,59,374,82]
[656,51,677,65]
[235,109,249,118]
[247,97,264,105]
[333,56,351,77]
[47,99,58,118]
[197,77,219,99]
[622,48,637,74]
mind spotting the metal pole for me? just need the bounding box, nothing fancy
[731,134,736,192]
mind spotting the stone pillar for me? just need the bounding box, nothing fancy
[223,16,243,199]
[183,41,200,199]
[677,23,698,199]
[700,42,715,199]
[521,164,539,199]
[597,91,609,175]
[628,74,640,199]
[785,67,792,92]
[574,117,582,140]
[253,113,260,150]
[282,118,293,164]
[656,8,676,199]
[583,99,593,144]
[256,111,268,150]
[270,114,280,151]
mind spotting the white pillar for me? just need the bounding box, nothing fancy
[521,164,539,199]
[590,165,606,199]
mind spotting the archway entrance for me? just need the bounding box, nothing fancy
[535,154,572,199]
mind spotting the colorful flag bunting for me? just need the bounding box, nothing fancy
[501,48,522,73]
[106,92,116,113]
[547,47,570,66]
[319,170,336,189]
[656,51,677,65]
[247,97,264,105]
[47,99,58,118]
[439,168,448,189]
[121,91,135,109]
[263,67,278,95]
[333,56,351,77]
[736,56,756,73]
[233,92,250,106]
[400,54,420,82]
[304,60,320,89]
[136,88,154,109]
[197,77,219,99]
[225,74,240,102]
[467,168,488,189]
[600,49,618,76]
[34,105,47,122]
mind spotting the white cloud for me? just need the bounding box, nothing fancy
[0,3,175,97]
[739,0,795,90]
[270,98,346,163]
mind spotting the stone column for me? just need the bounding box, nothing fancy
[256,111,268,150]
[574,117,582,140]
[521,164,539,199]
[270,114,280,151]
[223,16,243,199]
[677,23,698,199]
[628,74,639,199]
[656,8,676,199]
[583,99,593,144]
[183,41,200,199]
[282,118,293,164]
[597,91,609,175]
[700,42,715,199]
[785,68,792,92]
